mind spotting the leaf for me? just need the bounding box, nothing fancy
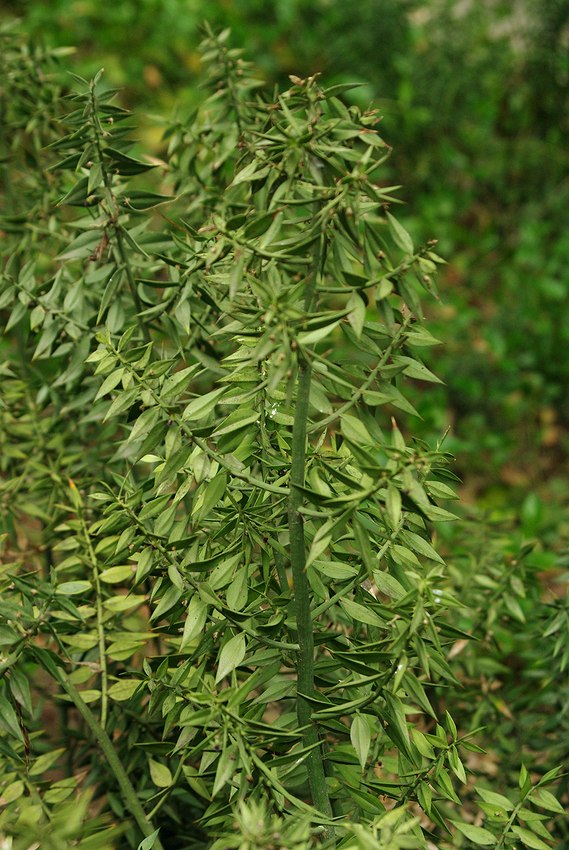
[193,473,227,520]
[530,788,565,814]
[215,633,246,683]
[213,409,259,437]
[510,826,551,850]
[0,696,24,742]
[476,788,514,812]
[137,831,161,850]
[0,780,25,804]
[340,414,373,445]
[149,758,173,788]
[58,229,101,261]
[386,212,414,254]
[298,320,341,346]
[412,729,436,759]
[212,746,237,796]
[182,387,226,422]
[139,495,170,521]
[160,364,200,403]
[373,570,405,600]
[29,647,64,679]
[103,594,146,612]
[151,584,182,621]
[58,176,89,206]
[123,191,172,211]
[312,560,358,580]
[350,714,371,771]
[306,533,331,568]
[399,530,445,564]
[451,822,496,845]
[56,581,92,596]
[99,565,133,584]
[104,147,155,175]
[226,568,249,611]
[395,355,443,384]
[29,748,66,776]
[391,545,421,570]
[231,160,271,185]
[405,327,442,347]
[404,673,436,718]
[347,292,366,338]
[108,679,141,701]
[76,689,101,704]
[382,691,411,758]
[339,598,384,628]
[0,626,19,647]
[448,745,467,783]
[181,596,208,648]
[386,484,401,528]
[103,387,140,422]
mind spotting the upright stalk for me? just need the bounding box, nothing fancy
[89,82,150,344]
[287,241,334,837]
[58,675,164,850]
[75,495,109,728]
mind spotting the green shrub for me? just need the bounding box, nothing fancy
[0,27,565,850]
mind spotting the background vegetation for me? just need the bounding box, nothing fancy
[4,0,569,499]
[0,1,568,848]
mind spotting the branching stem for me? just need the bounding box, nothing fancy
[287,237,334,839]
[74,488,109,728]
[89,81,150,344]
[57,675,164,850]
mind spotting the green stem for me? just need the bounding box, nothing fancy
[308,316,412,434]
[74,491,109,728]
[112,345,289,496]
[58,675,164,850]
[114,497,299,652]
[311,518,403,619]
[495,796,528,850]
[114,224,151,343]
[89,82,150,344]
[287,243,334,838]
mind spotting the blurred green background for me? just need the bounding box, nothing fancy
[3,0,569,519]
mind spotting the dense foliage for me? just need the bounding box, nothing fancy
[0,19,567,850]
[4,0,569,488]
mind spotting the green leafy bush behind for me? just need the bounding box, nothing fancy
[7,0,569,488]
[0,23,567,850]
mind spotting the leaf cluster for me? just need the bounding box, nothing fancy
[0,26,565,850]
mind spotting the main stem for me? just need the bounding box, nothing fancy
[77,506,109,728]
[59,676,164,850]
[288,247,334,837]
[89,83,150,345]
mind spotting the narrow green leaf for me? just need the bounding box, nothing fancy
[181,596,208,648]
[510,826,551,850]
[476,788,514,812]
[108,679,141,701]
[530,788,565,814]
[57,581,92,596]
[216,633,246,683]
[182,387,226,422]
[340,598,384,627]
[149,758,172,788]
[386,211,414,254]
[451,821,496,846]
[137,830,161,850]
[99,565,133,584]
[350,714,371,771]
[0,696,24,742]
